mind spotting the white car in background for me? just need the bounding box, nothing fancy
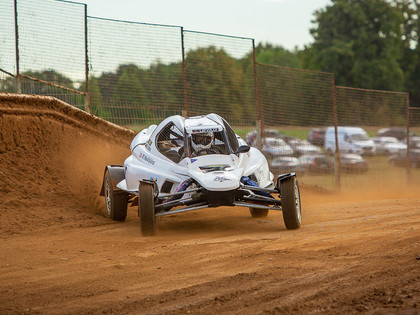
[287,139,322,157]
[324,126,375,155]
[270,156,300,174]
[262,137,294,158]
[372,137,407,155]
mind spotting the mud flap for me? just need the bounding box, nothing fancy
[99,165,125,196]
[275,172,296,193]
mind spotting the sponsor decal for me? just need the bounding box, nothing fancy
[145,140,152,151]
[149,176,158,182]
[214,176,232,182]
[191,128,220,133]
[190,158,197,163]
[138,152,155,165]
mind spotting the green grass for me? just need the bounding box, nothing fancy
[278,129,310,140]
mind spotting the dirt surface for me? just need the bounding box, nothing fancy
[0,94,419,314]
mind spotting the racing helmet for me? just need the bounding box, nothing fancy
[191,132,213,152]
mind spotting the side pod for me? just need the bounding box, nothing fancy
[99,165,125,196]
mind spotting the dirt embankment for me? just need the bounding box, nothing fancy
[0,93,419,314]
[0,93,135,235]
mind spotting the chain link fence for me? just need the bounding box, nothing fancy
[0,0,16,77]
[1,0,417,191]
[334,87,418,190]
[182,30,256,126]
[87,17,184,127]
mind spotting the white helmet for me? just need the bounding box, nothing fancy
[191,132,213,153]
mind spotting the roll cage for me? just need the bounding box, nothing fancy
[156,115,240,163]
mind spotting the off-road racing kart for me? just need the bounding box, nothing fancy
[100,113,301,236]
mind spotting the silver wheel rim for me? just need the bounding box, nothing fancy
[294,179,302,223]
[105,177,112,216]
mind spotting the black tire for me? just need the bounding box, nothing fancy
[249,207,269,218]
[281,176,302,230]
[139,182,156,236]
[104,170,127,221]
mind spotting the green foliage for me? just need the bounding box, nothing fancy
[185,46,255,123]
[255,43,302,68]
[304,0,418,105]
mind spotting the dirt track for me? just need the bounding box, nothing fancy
[0,94,419,314]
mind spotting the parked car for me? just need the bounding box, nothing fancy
[389,149,420,168]
[288,138,322,157]
[407,136,420,149]
[262,137,294,158]
[270,156,300,174]
[376,127,416,141]
[245,129,288,146]
[307,127,326,146]
[325,126,375,155]
[297,154,333,174]
[336,153,368,174]
[372,137,406,155]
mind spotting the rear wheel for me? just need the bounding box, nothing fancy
[249,208,269,218]
[139,182,156,236]
[104,170,127,221]
[281,177,302,230]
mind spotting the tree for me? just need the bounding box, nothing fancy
[185,46,253,122]
[395,0,420,107]
[255,43,302,68]
[304,0,405,91]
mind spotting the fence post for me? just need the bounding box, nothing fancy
[84,4,90,113]
[252,39,262,150]
[181,27,188,117]
[406,93,411,183]
[14,0,21,93]
[332,77,341,191]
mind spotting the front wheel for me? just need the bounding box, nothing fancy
[139,182,156,236]
[281,177,302,229]
[104,170,127,221]
[249,208,269,218]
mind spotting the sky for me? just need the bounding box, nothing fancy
[81,0,332,51]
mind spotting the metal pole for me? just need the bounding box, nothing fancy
[84,4,90,113]
[252,39,262,151]
[406,93,411,183]
[14,0,21,93]
[332,76,341,191]
[181,27,188,117]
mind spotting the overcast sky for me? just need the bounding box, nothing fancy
[81,0,332,50]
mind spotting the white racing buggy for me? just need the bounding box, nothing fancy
[100,113,301,236]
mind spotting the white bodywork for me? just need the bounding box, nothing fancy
[117,114,274,195]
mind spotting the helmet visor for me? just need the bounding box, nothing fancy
[192,133,213,146]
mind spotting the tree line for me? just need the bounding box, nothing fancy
[1,0,418,125]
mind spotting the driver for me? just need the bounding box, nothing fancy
[191,132,214,156]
